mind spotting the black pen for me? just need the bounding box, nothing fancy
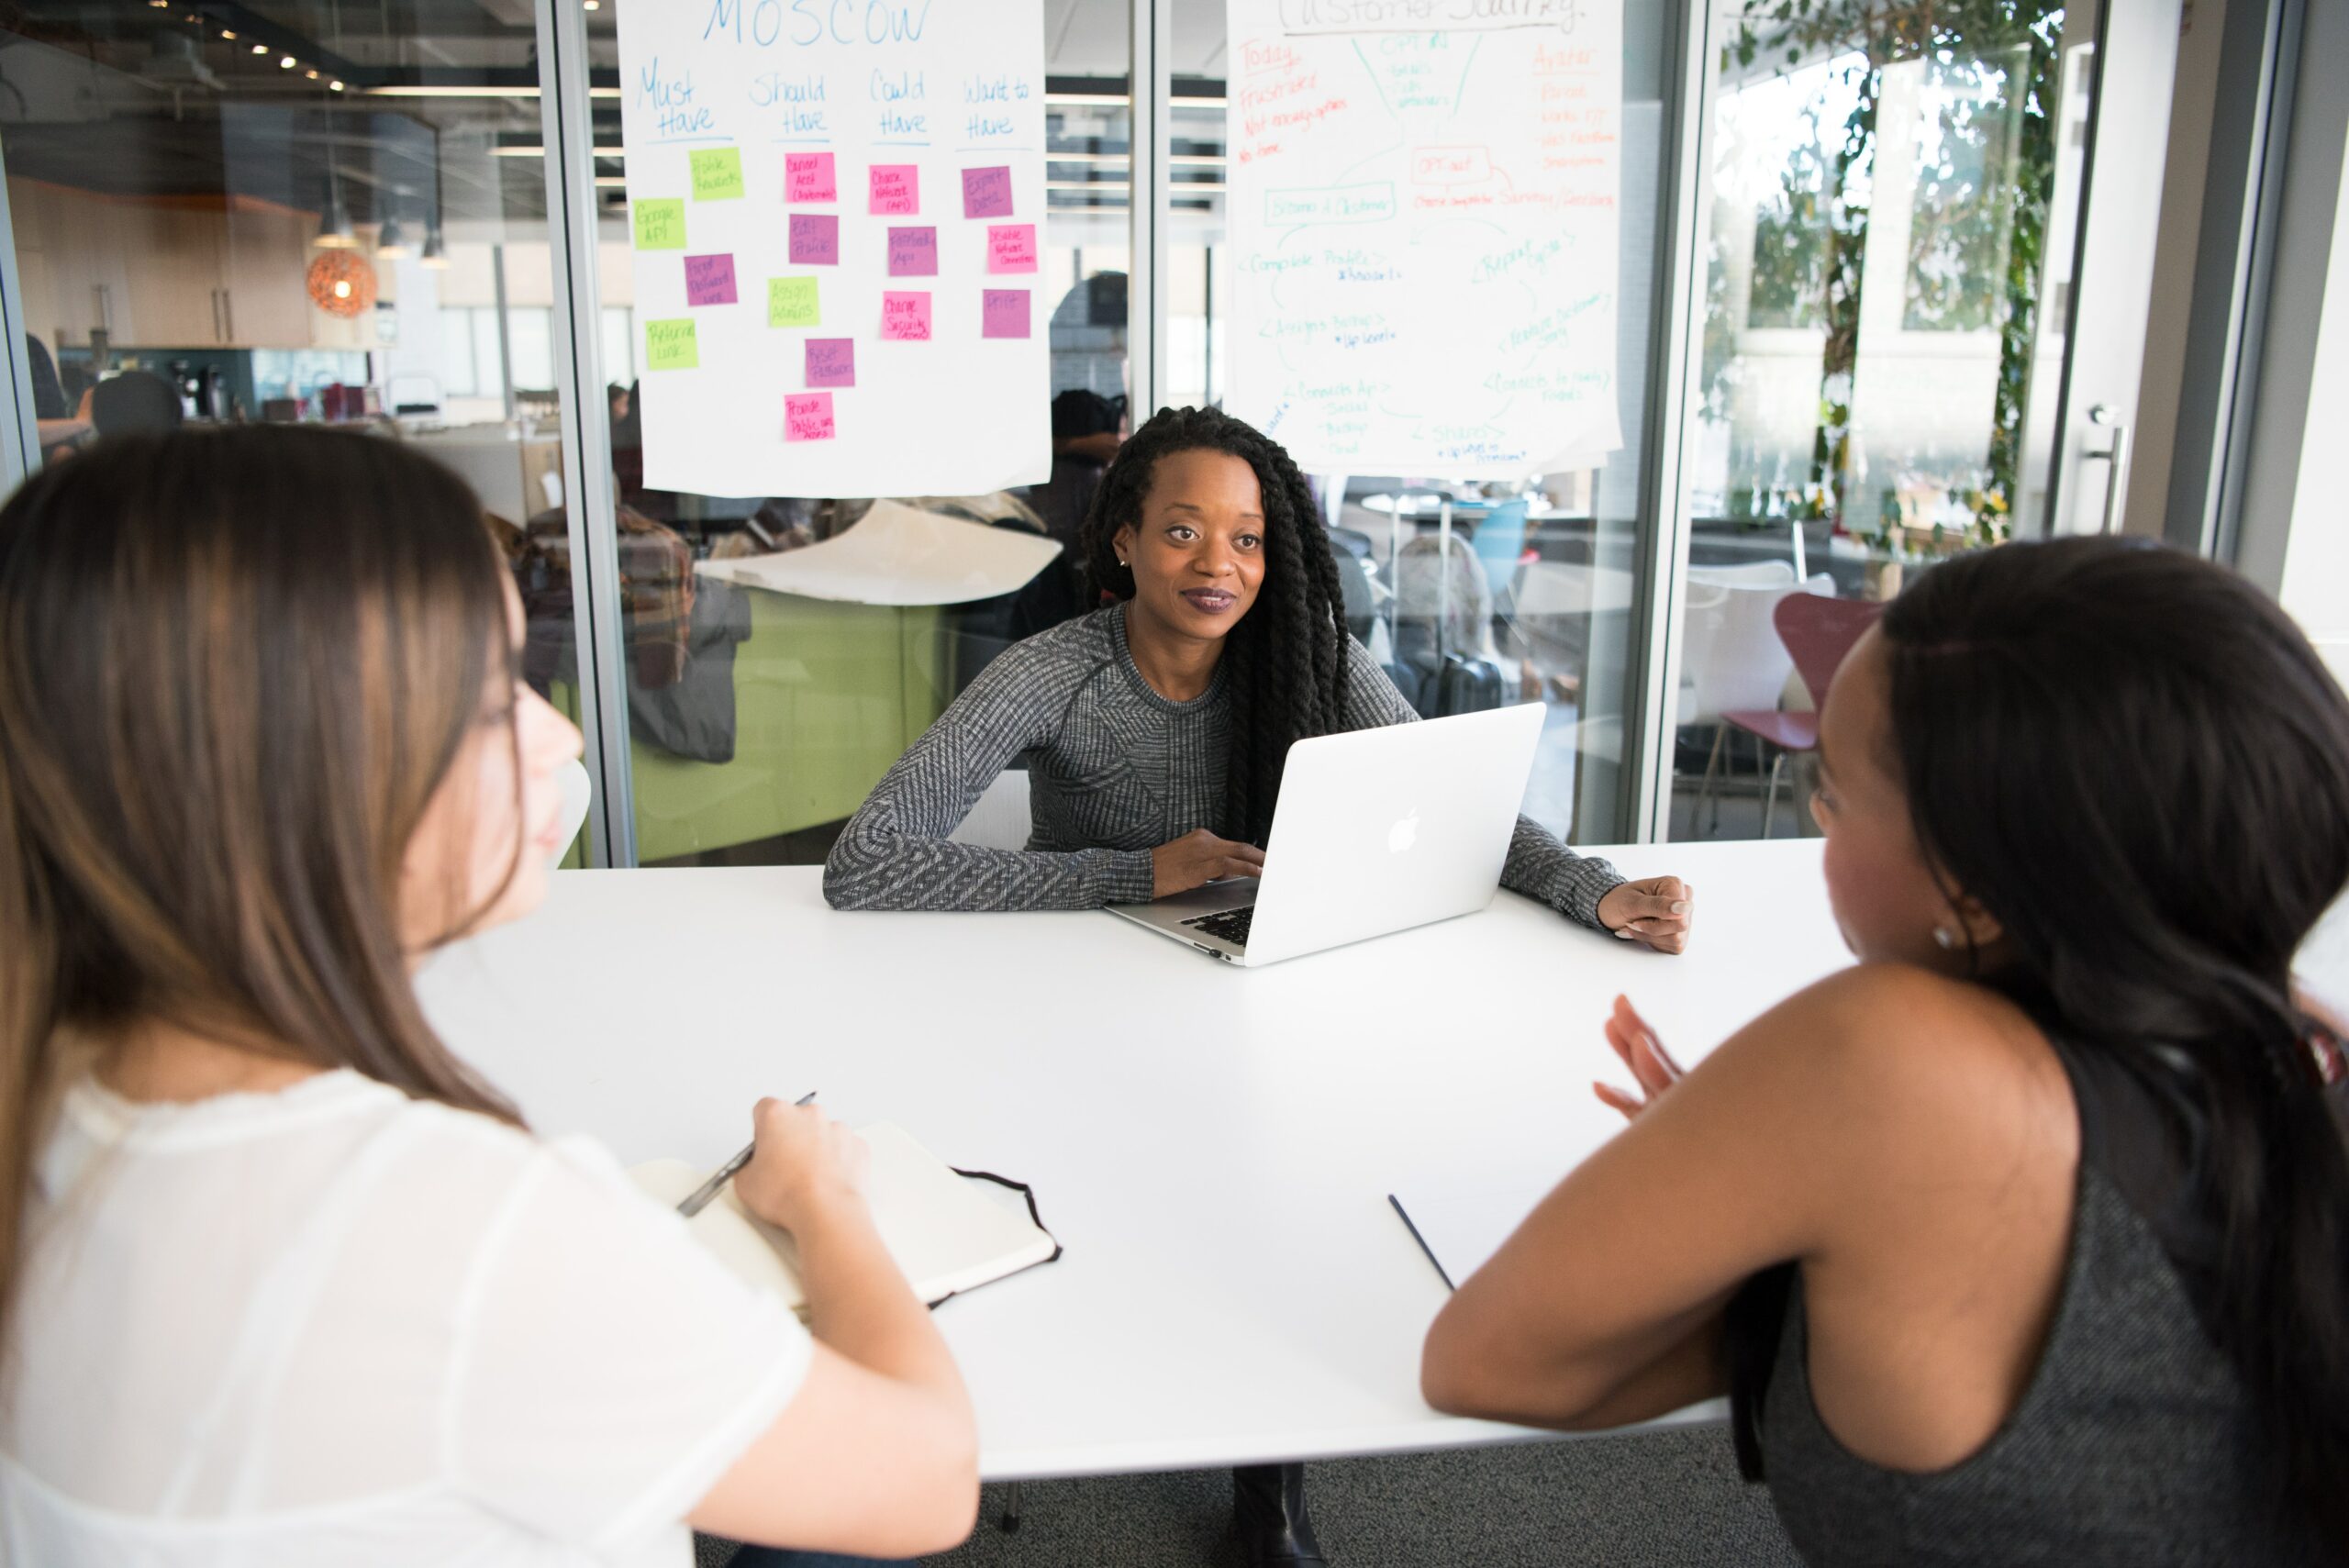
[676,1090,818,1218]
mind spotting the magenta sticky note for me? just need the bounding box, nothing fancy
[785,151,837,204]
[789,213,840,265]
[985,224,1039,274]
[805,338,856,388]
[683,253,738,306]
[981,288,1030,339]
[868,164,919,215]
[785,392,836,442]
[881,290,932,340]
[962,165,1013,219]
[886,226,938,276]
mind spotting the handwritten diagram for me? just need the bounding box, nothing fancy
[618,0,1049,498]
[1224,0,1622,476]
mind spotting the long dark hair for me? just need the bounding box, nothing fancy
[1078,406,1349,844]
[1880,537,2349,1543]
[0,426,528,1349]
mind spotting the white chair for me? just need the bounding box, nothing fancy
[1678,572,1833,834]
[947,769,1032,851]
[550,756,593,868]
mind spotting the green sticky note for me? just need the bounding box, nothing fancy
[645,317,699,370]
[768,276,820,328]
[690,147,745,201]
[633,197,685,250]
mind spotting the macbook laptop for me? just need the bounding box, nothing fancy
[1107,702,1548,967]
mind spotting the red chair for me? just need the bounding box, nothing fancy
[1719,594,1885,838]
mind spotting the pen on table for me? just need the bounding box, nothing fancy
[676,1090,818,1218]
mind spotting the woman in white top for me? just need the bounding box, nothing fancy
[0,426,979,1567]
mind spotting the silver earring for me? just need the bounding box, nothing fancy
[1932,927,1957,950]
[1117,558,1128,567]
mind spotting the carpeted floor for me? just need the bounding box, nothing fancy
[699,1424,1803,1568]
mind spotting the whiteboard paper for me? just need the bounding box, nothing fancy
[1223,0,1625,477]
[617,0,1052,499]
[696,497,1062,605]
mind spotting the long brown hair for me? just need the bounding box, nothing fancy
[0,426,527,1344]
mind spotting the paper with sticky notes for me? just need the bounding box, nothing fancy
[806,339,856,388]
[632,198,685,250]
[887,227,938,277]
[981,289,1030,339]
[881,291,932,340]
[1222,0,1627,476]
[785,151,838,203]
[785,392,836,441]
[768,276,821,328]
[962,166,1013,219]
[684,254,738,306]
[615,0,1048,495]
[985,224,1038,274]
[690,147,744,201]
[868,164,919,215]
[646,317,700,370]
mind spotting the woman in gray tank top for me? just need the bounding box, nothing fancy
[1420,538,2346,1565]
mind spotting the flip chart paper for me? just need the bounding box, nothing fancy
[985,224,1038,273]
[881,291,933,340]
[785,392,836,441]
[981,289,1030,339]
[869,164,920,214]
[769,277,821,328]
[961,165,1014,218]
[785,151,838,202]
[806,339,857,387]
[646,318,700,370]
[690,147,745,200]
[789,213,841,264]
[1223,0,1625,476]
[684,253,738,306]
[632,198,685,250]
[887,227,939,276]
[617,1,1049,497]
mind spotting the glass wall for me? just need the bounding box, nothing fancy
[1665,0,2087,841]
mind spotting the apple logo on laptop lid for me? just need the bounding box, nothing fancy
[1387,808,1420,854]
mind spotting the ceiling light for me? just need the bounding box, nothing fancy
[418,224,450,269]
[306,68,319,79]
[219,27,236,37]
[250,42,268,54]
[329,79,344,90]
[316,192,357,249]
[375,215,411,259]
[280,55,296,68]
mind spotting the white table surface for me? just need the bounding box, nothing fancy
[413,839,2349,1482]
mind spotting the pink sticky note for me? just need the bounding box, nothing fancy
[868,164,920,215]
[785,151,837,203]
[985,223,1039,274]
[683,253,738,306]
[881,290,932,340]
[789,213,840,265]
[886,226,938,276]
[981,288,1030,339]
[785,391,836,441]
[962,165,1013,219]
[805,338,856,388]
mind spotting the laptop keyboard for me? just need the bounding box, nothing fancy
[1181,906,1254,950]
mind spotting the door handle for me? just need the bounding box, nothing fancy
[2085,404,2130,536]
[221,289,234,345]
[211,289,224,343]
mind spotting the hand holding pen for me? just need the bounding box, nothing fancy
[729,1092,874,1237]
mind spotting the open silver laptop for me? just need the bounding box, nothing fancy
[1107,703,1548,967]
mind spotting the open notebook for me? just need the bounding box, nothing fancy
[631,1122,1059,1316]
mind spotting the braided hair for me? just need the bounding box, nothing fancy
[1077,406,1349,846]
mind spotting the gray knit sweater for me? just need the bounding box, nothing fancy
[822,603,1625,922]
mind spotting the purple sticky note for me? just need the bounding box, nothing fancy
[981,288,1030,339]
[789,213,841,265]
[785,392,836,442]
[962,165,1013,219]
[869,164,920,216]
[805,338,856,388]
[785,151,837,203]
[985,223,1039,274]
[880,290,932,340]
[683,253,738,306]
[886,226,939,277]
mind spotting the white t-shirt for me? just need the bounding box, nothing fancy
[0,1069,812,1567]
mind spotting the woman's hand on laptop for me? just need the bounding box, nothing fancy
[1597,876,1694,954]
[1152,828,1267,896]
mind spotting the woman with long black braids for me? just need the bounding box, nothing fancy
[826,406,1693,1565]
